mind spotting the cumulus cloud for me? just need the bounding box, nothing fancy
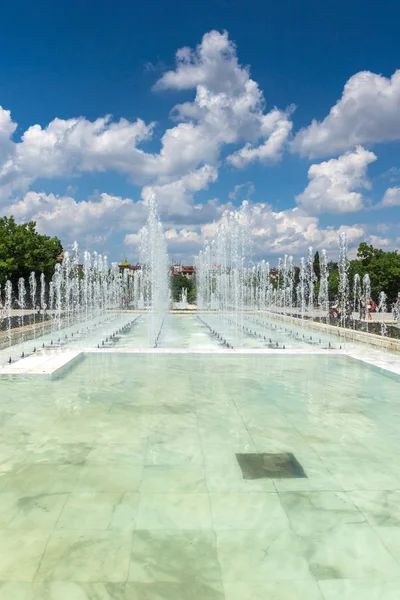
[151,201,371,262]
[295,147,377,214]
[155,31,294,174]
[140,165,218,217]
[3,191,147,242]
[227,108,293,167]
[228,181,255,200]
[292,70,400,158]
[0,113,155,200]
[0,31,292,203]
[379,186,400,208]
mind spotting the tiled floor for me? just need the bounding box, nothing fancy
[0,353,400,599]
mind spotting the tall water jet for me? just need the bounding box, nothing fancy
[378,291,387,337]
[306,247,317,321]
[298,257,306,320]
[338,232,350,328]
[29,272,37,342]
[362,274,371,331]
[139,195,169,347]
[318,249,329,323]
[18,277,26,353]
[353,273,361,323]
[53,263,63,333]
[40,273,46,336]
[5,280,12,348]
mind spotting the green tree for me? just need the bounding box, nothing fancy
[170,273,196,303]
[313,251,321,280]
[349,243,400,302]
[327,261,339,299]
[0,216,63,291]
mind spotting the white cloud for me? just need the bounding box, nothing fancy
[295,147,377,214]
[0,113,155,200]
[3,191,147,242]
[379,186,400,208]
[0,32,291,201]
[228,181,255,200]
[154,30,250,93]
[154,31,293,174]
[227,108,293,167]
[141,165,218,218]
[292,70,400,158]
[124,233,141,248]
[246,204,366,255]
[158,202,370,261]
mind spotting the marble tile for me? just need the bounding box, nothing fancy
[279,491,366,535]
[140,465,207,493]
[201,443,256,468]
[35,530,131,582]
[124,581,224,599]
[318,579,400,599]
[249,426,310,455]
[0,444,27,473]
[205,464,275,493]
[316,453,400,491]
[223,580,324,600]
[128,530,221,583]
[0,492,68,529]
[198,424,254,448]
[26,443,92,466]
[152,403,195,414]
[304,524,400,580]
[86,444,147,466]
[0,530,50,581]
[145,441,204,466]
[0,582,31,600]
[48,424,98,445]
[136,494,212,530]
[216,529,312,582]
[75,466,143,493]
[1,465,81,494]
[272,452,342,492]
[57,493,140,531]
[375,526,400,561]
[349,490,400,526]
[147,415,198,445]
[27,581,126,599]
[210,492,288,530]
[95,421,149,445]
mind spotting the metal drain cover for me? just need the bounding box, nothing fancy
[236,452,307,479]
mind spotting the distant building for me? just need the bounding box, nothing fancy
[170,264,196,279]
[118,262,142,276]
[270,267,279,280]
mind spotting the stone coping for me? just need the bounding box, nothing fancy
[0,345,399,379]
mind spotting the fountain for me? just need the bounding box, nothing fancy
[177,287,188,310]
[318,249,329,323]
[338,231,350,329]
[378,291,388,337]
[139,195,169,347]
[1,198,385,362]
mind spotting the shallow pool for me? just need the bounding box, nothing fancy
[1,353,400,598]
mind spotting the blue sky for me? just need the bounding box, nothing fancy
[0,0,399,263]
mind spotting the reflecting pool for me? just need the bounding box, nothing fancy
[1,353,400,599]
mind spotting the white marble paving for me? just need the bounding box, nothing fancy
[0,324,399,599]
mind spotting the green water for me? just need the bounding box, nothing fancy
[0,354,400,599]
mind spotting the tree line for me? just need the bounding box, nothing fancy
[0,216,62,290]
[313,243,400,303]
